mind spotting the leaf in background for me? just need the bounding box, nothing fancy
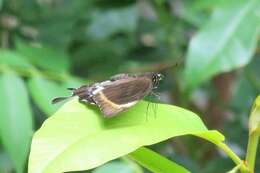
[28,99,224,173]
[16,40,70,73]
[0,73,33,173]
[87,5,138,40]
[71,37,133,77]
[93,161,139,173]
[0,0,3,10]
[28,75,69,116]
[183,0,260,92]
[174,1,209,27]
[129,147,190,173]
[7,1,92,46]
[0,49,33,69]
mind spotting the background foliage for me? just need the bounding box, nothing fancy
[0,0,259,172]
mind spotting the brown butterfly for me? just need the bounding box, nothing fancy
[52,72,163,117]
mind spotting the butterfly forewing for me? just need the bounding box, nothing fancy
[93,77,153,117]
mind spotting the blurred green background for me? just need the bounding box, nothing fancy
[0,0,259,172]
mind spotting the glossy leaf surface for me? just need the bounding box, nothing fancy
[29,99,224,173]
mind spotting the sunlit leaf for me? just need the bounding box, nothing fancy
[0,73,33,173]
[29,99,224,173]
[184,0,259,92]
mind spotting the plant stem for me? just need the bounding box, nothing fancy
[227,164,242,173]
[216,142,249,173]
[245,131,259,172]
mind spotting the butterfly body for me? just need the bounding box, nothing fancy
[52,72,163,117]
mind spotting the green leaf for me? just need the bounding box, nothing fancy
[177,1,209,27]
[128,147,190,173]
[248,95,260,134]
[28,75,69,116]
[16,40,70,73]
[29,99,224,173]
[0,73,33,173]
[93,161,139,173]
[87,5,138,40]
[183,0,260,92]
[0,49,33,69]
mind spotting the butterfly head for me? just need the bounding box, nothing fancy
[152,73,163,88]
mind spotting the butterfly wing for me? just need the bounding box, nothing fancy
[93,77,153,117]
[110,73,131,81]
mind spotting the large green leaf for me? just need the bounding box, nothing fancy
[0,73,33,173]
[29,99,224,173]
[28,75,70,116]
[183,0,259,92]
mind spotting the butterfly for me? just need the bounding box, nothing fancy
[52,72,163,117]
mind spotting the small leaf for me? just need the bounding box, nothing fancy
[28,75,69,116]
[183,0,259,92]
[93,161,138,173]
[0,73,33,173]
[128,147,190,173]
[87,5,138,40]
[248,95,260,134]
[29,99,224,173]
[16,40,70,73]
[0,49,33,69]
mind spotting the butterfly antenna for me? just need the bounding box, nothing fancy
[51,96,72,104]
[67,88,76,91]
[52,87,78,104]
